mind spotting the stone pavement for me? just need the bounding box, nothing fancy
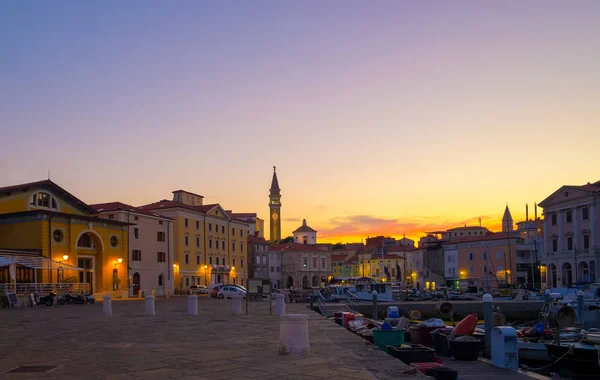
[0,297,424,380]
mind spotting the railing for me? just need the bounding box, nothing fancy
[0,283,91,295]
[346,290,359,314]
[316,290,328,317]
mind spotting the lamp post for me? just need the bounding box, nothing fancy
[204,265,208,286]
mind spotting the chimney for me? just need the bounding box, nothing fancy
[534,202,538,220]
[526,203,529,221]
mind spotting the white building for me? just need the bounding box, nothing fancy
[444,248,459,284]
[293,219,317,245]
[539,181,600,288]
[92,202,174,297]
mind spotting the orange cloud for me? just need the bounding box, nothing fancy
[315,214,504,244]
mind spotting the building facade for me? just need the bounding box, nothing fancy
[229,212,264,238]
[139,190,251,290]
[293,219,317,245]
[269,167,282,242]
[248,235,269,279]
[539,181,600,288]
[0,180,129,296]
[279,244,330,289]
[91,202,174,297]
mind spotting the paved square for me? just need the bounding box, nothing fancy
[0,297,420,379]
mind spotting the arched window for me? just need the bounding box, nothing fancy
[77,233,97,248]
[158,274,164,287]
[30,192,58,210]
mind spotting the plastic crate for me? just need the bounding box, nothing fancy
[387,344,435,365]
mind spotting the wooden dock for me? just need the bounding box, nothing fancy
[443,358,548,380]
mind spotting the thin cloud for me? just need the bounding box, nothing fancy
[283,217,302,223]
[318,214,500,242]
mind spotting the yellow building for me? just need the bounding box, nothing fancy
[0,180,129,296]
[140,190,252,290]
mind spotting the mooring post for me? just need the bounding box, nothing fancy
[577,290,585,327]
[372,290,378,320]
[483,293,493,357]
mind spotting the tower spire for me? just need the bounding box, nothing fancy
[269,166,282,242]
[270,165,280,195]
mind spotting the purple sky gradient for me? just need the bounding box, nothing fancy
[2,1,600,241]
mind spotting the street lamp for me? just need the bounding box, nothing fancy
[62,254,69,261]
[204,265,208,286]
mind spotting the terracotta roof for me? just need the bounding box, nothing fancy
[247,236,268,244]
[387,246,418,253]
[442,231,522,245]
[91,202,172,219]
[172,189,204,198]
[447,226,490,231]
[230,213,257,218]
[0,179,97,214]
[293,219,317,233]
[566,181,600,192]
[282,244,328,253]
[331,254,349,262]
[139,200,218,214]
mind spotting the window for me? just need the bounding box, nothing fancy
[209,256,213,264]
[157,252,166,262]
[566,211,572,223]
[134,216,138,221]
[262,256,266,264]
[209,239,212,248]
[185,218,188,228]
[196,220,200,229]
[483,252,487,260]
[256,255,260,264]
[108,214,114,220]
[551,214,557,226]
[584,235,590,249]
[468,266,474,275]
[312,258,317,268]
[567,237,573,251]
[196,237,200,247]
[53,229,63,243]
[321,258,325,269]
[276,266,280,272]
[232,242,236,251]
[110,236,119,247]
[497,252,503,260]
[196,255,200,265]
[158,274,164,287]
[233,258,236,267]
[30,192,58,210]
[216,257,219,265]
[157,231,166,242]
[134,228,139,239]
[185,254,189,264]
[583,207,590,220]
[209,223,212,231]
[222,241,225,250]
[77,233,96,248]
[222,226,225,233]
[552,239,558,252]
[240,229,243,237]
[232,228,235,235]
[186,277,189,286]
[270,266,274,272]
[132,250,142,261]
[483,265,487,274]
[159,220,163,225]
[184,236,189,246]
[468,253,474,261]
[447,256,451,262]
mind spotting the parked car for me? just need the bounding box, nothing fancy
[210,285,224,298]
[224,284,247,292]
[189,285,208,295]
[217,286,247,299]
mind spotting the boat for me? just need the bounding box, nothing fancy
[518,340,550,362]
[544,341,599,374]
[328,284,356,301]
[351,282,395,302]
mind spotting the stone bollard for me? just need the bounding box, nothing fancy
[372,290,378,320]
[232,293,243,315]
[577,290,585,327]
[145,295,156,316]
[279,314,310,355]
[188,294,198,315]
[275,293,286,316]
[483,293,493,357]
[103,295,112,317]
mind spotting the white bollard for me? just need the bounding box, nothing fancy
[232,293,243,315]
[103,295,112,316]
[275,293,285,316]
[145,295,155,316]
[279,314,310,356]
[188,294,198,315]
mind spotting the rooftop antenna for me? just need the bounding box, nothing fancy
[479,218,481,227]
[48,169,50,180]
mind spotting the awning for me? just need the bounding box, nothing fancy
[0,254,83,271]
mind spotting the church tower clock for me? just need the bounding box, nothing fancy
[269,166,282,242]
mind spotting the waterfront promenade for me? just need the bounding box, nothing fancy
[0,297,423,380]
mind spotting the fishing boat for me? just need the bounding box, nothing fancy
[328,284,356,301]
[544,341,599,374]
[351,282,395,302]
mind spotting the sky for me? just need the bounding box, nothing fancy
[2,1,600,244]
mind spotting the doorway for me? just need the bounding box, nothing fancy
[78,256,95,293]
[132,272,140,296]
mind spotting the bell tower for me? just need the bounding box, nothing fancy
[269,166,282,242]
